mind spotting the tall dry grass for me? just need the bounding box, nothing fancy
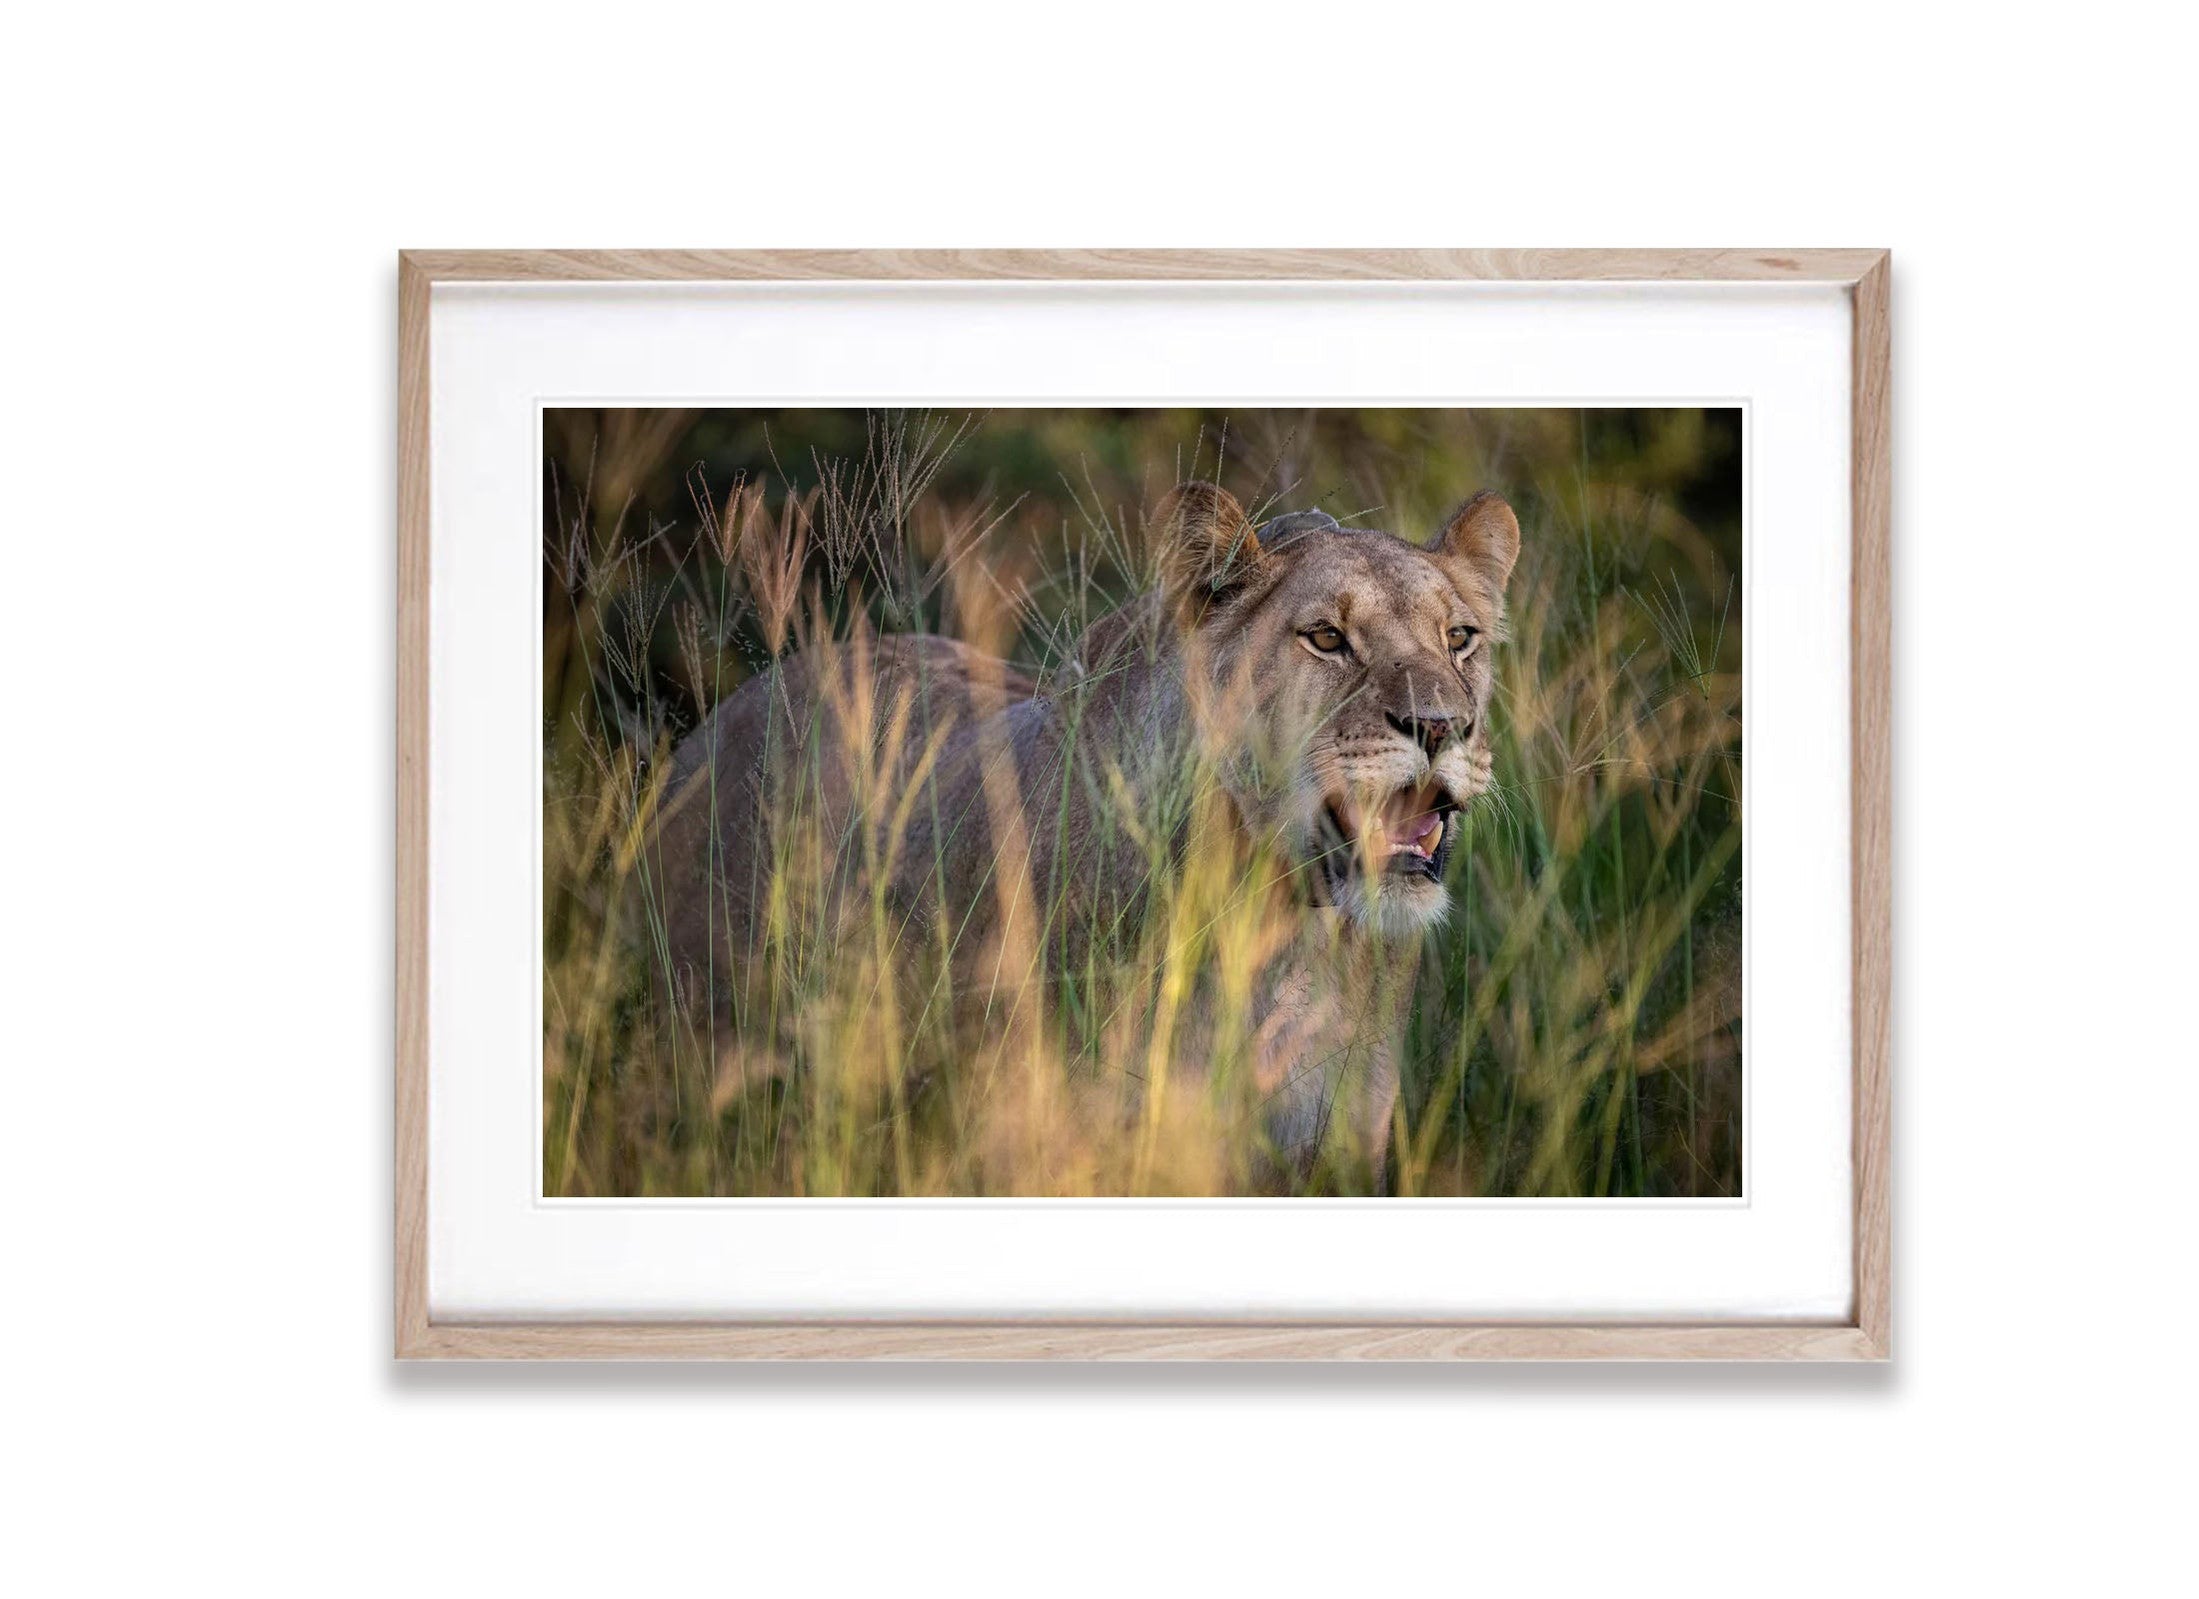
[542,408,1742,1197]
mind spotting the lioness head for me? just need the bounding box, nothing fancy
[1154,481,1521,938]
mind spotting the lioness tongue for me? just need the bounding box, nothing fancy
[1382,789,1443,853]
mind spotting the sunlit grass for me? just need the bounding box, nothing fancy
[542,408,1742,1197]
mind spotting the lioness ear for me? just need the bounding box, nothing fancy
[1433,490,1521,594]
[1153,481,1263,609]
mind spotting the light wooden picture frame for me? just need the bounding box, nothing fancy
[397,249,1890,1360]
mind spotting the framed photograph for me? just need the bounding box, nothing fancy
[397,249,1889,1359]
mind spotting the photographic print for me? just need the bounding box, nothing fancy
[543,406,1742,1199]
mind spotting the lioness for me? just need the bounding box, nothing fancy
[645,481,1520,1185]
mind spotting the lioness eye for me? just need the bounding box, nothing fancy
[1305,625,1348,656]
[1448,624,1479,654]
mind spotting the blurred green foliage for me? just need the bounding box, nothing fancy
[543,407,1743,1196]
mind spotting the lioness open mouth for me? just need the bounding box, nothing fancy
[1319,780,1459,885]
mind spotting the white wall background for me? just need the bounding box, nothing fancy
[6,3,2192,1593]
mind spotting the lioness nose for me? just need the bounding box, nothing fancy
[1387,710,1461,755]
